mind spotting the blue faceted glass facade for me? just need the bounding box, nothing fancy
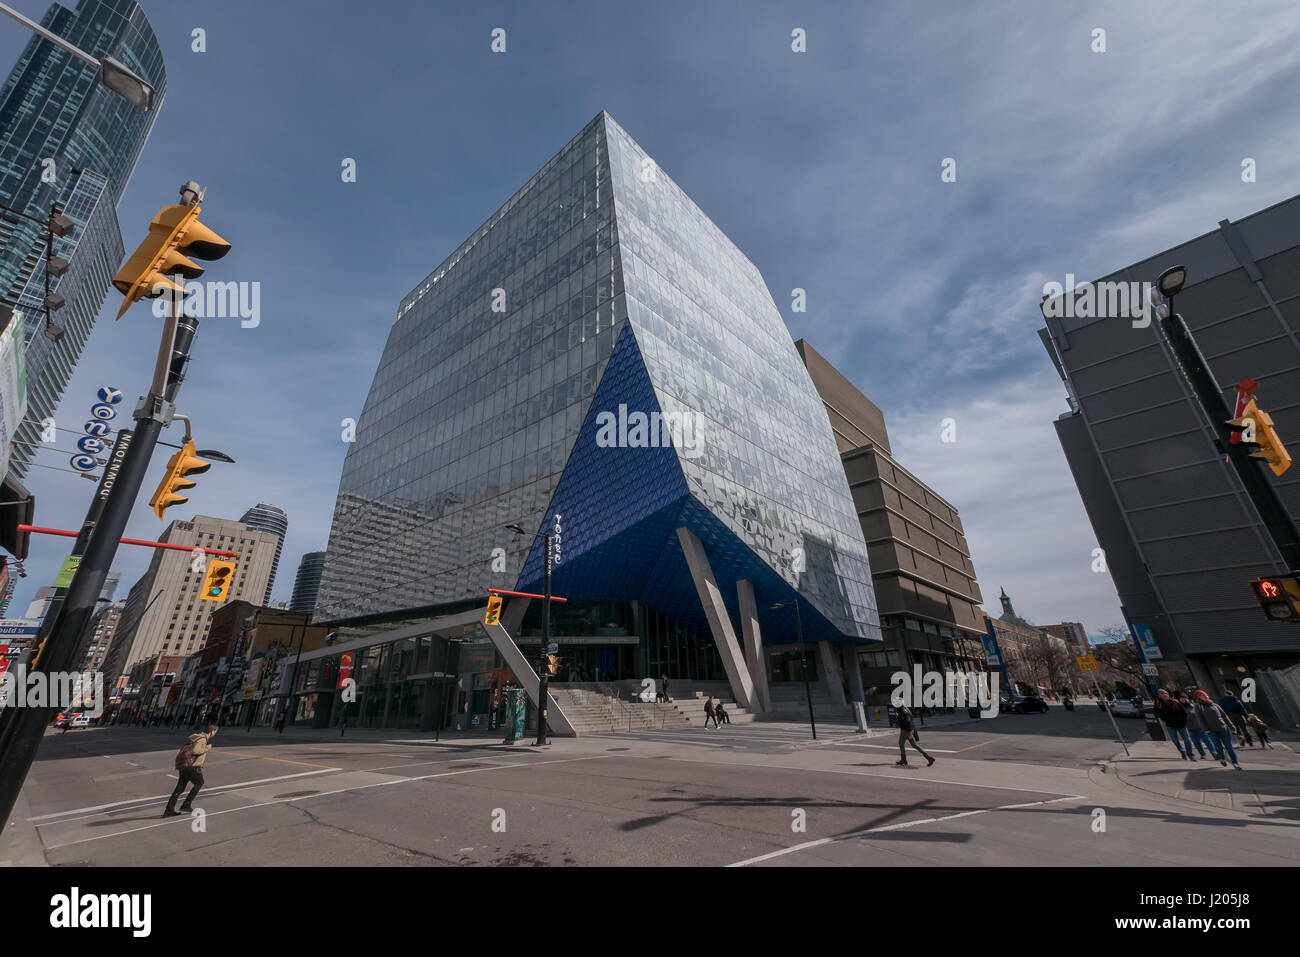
[317,113,879,649]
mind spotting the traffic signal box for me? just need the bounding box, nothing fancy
[1226,399,1292,477]
[147,440,210,519]
[1248,576,1300,623]
[484,595,503,626]
[112,201,231,319]
[201,559,236,602]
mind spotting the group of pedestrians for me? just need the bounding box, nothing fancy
[1153,688,1273,770]
[702,695,730,728]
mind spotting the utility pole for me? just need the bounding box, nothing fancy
[0,183,229,828]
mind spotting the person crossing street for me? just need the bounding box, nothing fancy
[895,703,935,767]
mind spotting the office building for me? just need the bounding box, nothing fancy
[239,503,288,604]
[1040,194,1300,716]
[78,599,121,674]
[1041,621,1090,657]
[795,339,988,701]
[289,550,325,615]
[315,112,879,724]
[0,0,165,479]
[104,514,279,679]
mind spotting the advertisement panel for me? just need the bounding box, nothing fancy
[0,310,27,483]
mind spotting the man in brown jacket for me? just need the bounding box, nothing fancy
[164,724,218,816]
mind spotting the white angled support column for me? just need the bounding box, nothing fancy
[817,640,847,708]
[841,644,869,731]
[677,527,756,711]
[736,579,770,712]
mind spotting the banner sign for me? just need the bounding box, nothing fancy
[54,556,82,588]
[0,310,27,483]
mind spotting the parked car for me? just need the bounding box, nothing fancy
[51,712,67,728]
[1001,694,1049,714]
[71,713,91,728]
[1108,698,1145,718]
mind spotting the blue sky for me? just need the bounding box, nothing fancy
[5,0,1300,637]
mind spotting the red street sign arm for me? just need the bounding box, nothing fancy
[487,587,568,603]
[18,524,238,557]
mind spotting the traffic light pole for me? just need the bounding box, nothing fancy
[0,291,199,828]
[1159,303,1300,571]
[0,429,132,752]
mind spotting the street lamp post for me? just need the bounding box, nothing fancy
[0,2,156,110]
[771,600,817,740]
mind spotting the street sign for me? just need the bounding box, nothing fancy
[545,642,558,654]
[1141,663,1159,677]
[53,555,81,587]
[0,620,39,638]
[1131,622,1162,661]
[1076,655,1098,671]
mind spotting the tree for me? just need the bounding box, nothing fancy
[1094,626,1151,699]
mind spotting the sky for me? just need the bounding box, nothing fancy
[4,0,1300,640]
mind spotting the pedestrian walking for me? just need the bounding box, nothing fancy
[715,700,731,725]
[1154,690,1195,761]
[338,704,348,737]
[1194,692,1240,769]
[164,724,218,816]
[1246,713,1273,748]
[656,674,669,702]
[895,703,935,767]
[703,696,718,729]
[1179,692,1216,759]
[1217,691,1254,747]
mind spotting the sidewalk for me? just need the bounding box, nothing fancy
[1107,735,1300,821]
[0,790,47,867]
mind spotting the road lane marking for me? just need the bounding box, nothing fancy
[728,795,1086,866]
[824,742,960,753]
[31,768,339,823]
[43,754,615,850]
[954,739,996,753]
[217,750,337,769]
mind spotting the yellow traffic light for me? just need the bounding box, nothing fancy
[545,654,559,676]
[484,595,503,626]
[112,199,231,319]
[201,559,236,602]
[147,440,210,519]
[1227,399,1292,477]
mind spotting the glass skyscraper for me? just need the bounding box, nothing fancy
[239,503,288,605]
[317,113,879,681]
[0,0,164,478]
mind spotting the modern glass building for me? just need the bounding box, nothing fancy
[239,503,288,604]
[0,0,165,478]
[316,112,879,712]
[8,168,123,478]
[289,550,326,615]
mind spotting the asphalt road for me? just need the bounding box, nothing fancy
[8,708,1298,867]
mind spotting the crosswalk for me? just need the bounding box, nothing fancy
[584,720,865,752]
